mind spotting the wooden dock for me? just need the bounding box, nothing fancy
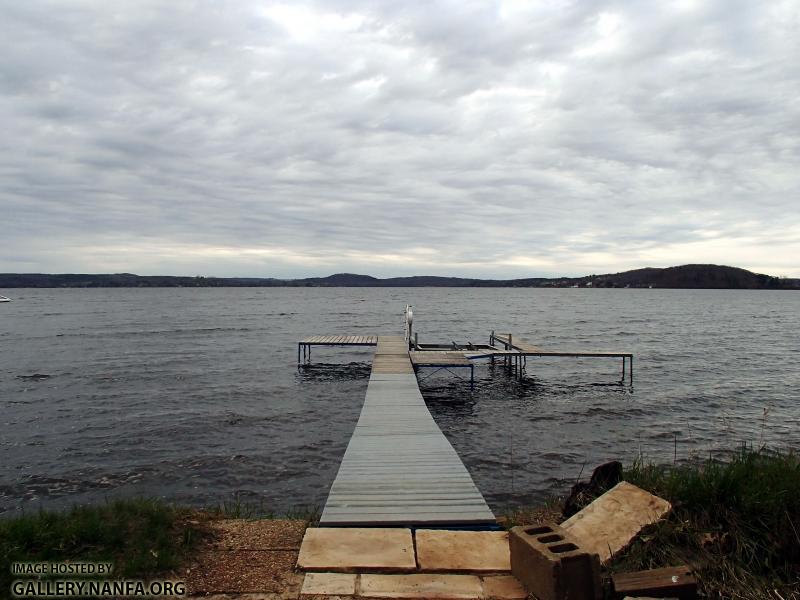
[319,336,496,528]
[490,332,634,383]
[298,335,378,364]
[409,351,475,385]
[299,313,633,528]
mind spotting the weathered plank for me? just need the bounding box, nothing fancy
[612,565,697,599]
[491,333,631,358]
[300,335,378,345]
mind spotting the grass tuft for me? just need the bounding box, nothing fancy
[614,446,800,599]
[204,496,320,524]
[207,496,275,520]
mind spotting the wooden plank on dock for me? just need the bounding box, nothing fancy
[410,351,472,366]
[492,333,631,358]
[300,335,378,346]
[320,336,495,527]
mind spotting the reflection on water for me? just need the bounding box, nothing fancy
[296,362,372,382]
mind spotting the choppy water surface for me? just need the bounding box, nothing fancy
[1,288,798,515]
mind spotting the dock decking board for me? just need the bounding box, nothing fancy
[409,351,472,366]
[491,333,632,358]
[320,335,496,528]
[300,335,378,345]
[490,332,633,383]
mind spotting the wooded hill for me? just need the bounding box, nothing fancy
[0,264,797,289]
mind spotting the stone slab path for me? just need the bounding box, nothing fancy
[297,528,416,572]
[300,573,526,599]
[296,528,526,599]
[183,521,527,599]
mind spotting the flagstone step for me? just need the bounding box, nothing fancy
[297,528,416,573]
[297,528,511,575]
[416,530,510,573]
[361,574,481,599]
[300,573,527,599]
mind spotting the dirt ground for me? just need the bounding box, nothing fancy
[182,518,309,598]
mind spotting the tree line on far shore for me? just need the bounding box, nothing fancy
[0,264,797,290]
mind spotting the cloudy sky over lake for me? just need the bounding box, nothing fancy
[2,1,798,278]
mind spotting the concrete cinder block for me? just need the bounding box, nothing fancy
[509,523,601,600]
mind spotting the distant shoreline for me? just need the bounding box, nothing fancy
[1,264,798,290]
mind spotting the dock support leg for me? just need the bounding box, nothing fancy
[630,355,634,385]
[622,356,625,382]
[470,364,474,389]
[298,344,301,365]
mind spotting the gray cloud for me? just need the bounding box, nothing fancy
[1,0,798,278]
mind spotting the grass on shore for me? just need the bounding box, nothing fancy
[206,496,320,524]
[0,498,209,592]
[0,497,318,594]
[3,449,797,598]
[502,446,799,599]
[614,446,800,599]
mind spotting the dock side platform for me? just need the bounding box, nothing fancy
[491,332,634,383]
[298,335,378,364]
[320,336,496,528]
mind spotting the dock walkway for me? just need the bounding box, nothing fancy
[320,336,496,528]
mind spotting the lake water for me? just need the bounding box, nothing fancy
[1,288,798,516]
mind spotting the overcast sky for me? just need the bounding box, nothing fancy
[1,1,798,278]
